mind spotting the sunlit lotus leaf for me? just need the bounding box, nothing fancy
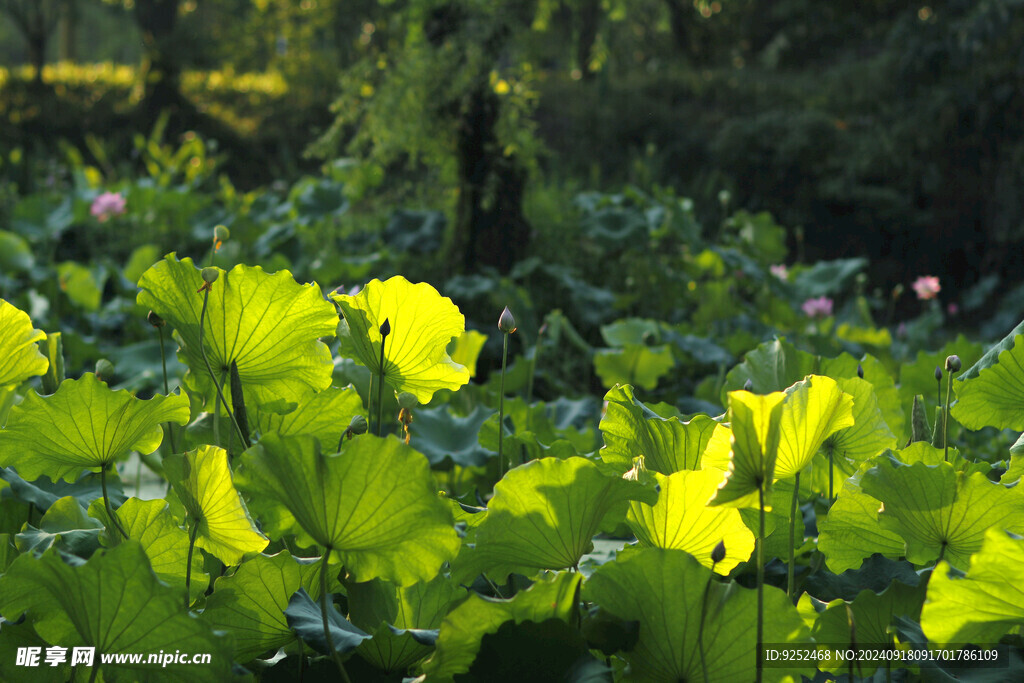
[952,333,1024,431]
[163,445,268,566]
[594,344,675,391]
[0,374,190,481]
[817,478,906,574]
[252,385,363,448]
[0,300,48,387]
[331,276,470,403]
[0,542,232,682]
[774,375,854,479]
[709,390,785,508]
[236,433,459,585]
[721,337,817,406]
[137,254,337,409]
[626,469,754,573]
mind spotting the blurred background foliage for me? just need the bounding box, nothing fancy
[2,0,1024,323]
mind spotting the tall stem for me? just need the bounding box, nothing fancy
[157,327,177,454]
[756,482,765,683]
[498,332,509,477]
[698,559,719,683]
[788,472,800,597]
[102,465,128,540]
[943,373,953,462]
[319,550,352,683]
[185,517,199,610]
[198,287,246,446]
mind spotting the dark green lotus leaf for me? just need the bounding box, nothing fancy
[0,542,232,682]
[959,318,1024,382]
[348,573,466,673]
[626,469,754,574]
[898,335,983,413]
[411,404,495,468]
[952,334,1024,431]
[709,390,786,509]
[331,276,470,403]
[817,477,907,574]
[594,344,675,391]
[137,254,338,410]
[0,300,48,387]
[721,337,817,406]
[252,385,363,447]
[469,457,657,578]
[819,353,904,444]
[599,384,718,475]
[236,433,459,585]
[202,551,321,662]
[285,587,371,655]
[422,572,581,681]
[0,374,190,482]
[0,468,125,514]
[600,318,662,347]
[15,495,102,557]
[860,455,1024,569]
[584,547,812,682]
[164,445,269,566]
[0,618,66,682]
[88,497,209,604]
[459,619,605,683]
[802,554,921,603]
[921,528,1024,645]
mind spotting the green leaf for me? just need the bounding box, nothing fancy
[594,344,675,391]
[15,495,102,556]
[202,551,321,662]
[467,457,657,578]
[0,300,48,387]
[774,375,855,479]
[817,478,906,574]
[0,542,232,682]
[820,353,905,443]
[0,230,33,272]
[860,456,1024,569]
[709,390,786,508]
[898,335,984,412]
[285,587,371,655]
[921,527,1024,645]
[422,572,581,681]
[39,331,65,396]
[0,374,190,482]
[409,404,495,468]
[331,276,470,403]
[626,469,754,573]
[88,497,209,604]
[123,244,161,285]
[137,254,337,410]
[584,547,812,682]
[599,384,718,475]
[57,261,102,311]
[163,445,268,566]
[252,385,363,448]
[951,334,1024,430]
[721,338,817,406]
[236,433,459,585]
[448,329,488,378]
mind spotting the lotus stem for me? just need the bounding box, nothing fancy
[155,323,178,454]
[376,319,390,437]
[943,356,960,462]
[102,464,128,541]
[788,472,800,597]
[699,542,724,683]
[525,323,546,430]
[185,517,199,610]
[498,331,510,477]
[756,482,765,683]
[197,285,247,447]
[319,550,352,683]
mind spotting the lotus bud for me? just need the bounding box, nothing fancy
[95,358,115,381]
[857,363,864,379]
[348,415,368,436]
[379,318,391,337]
[498,306,517,334]
[398,392,418,410]
[945,355,961,373]
[201,267,219,284]
[743,378,753,392]
[935,366,943,382]
[213,224,230,242]
[147,310,165,328]
[711,540,726,564]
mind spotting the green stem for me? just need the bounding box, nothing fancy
[87,662,100,683]
[788,472,800,597]
[828,448,834,503]
[198,288,246,446]
[698,560,718,683]
[102,465,129,540]
[943,373,953,462]
[498,332,509,477]
[756,481,765,683]
[319,550,352,683]
[376,337,387,437]
[157,327,177,454]
[525,327,545,431]
[185,517,199,610]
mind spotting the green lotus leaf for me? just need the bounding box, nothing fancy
[469,456,658,578]
[88,497,209,604]
[285,587,372,655]
[331,276,470,403]
[0,618,66,682]
[584,547,812,682]
[721,337,818,406]
[860,455,1024,569]
[599,384,718,475]
[422,572,581,681]
[709,390,786,508]
[412,404,495,468]
[820,353,905,444]
[809,376,898,494]
[817,477,906,574]
[921,527,1024,645]
[15,495,102,556]
[448,329,487,378]
[349,573,466,673]
[57,261,102,311]
[0,374,190,482]
[594,344,675,391]
[626,469,754,574]
[202,550,321,662]
[774,375,854,480]
[163,445,268,566]
[0,300,48,387]
[898,335,983,413]
[0,541,232,682]
[236,433,459,585]
[951,334,1024,431]
[137,254,338,410]
[252,385,363,449]
[960,318,1024,382]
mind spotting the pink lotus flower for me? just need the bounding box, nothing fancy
[947,302,959,316]
[769,264,789,281]
[801,296,833,318]
[90,192,126,222]
[912,275,941,300]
